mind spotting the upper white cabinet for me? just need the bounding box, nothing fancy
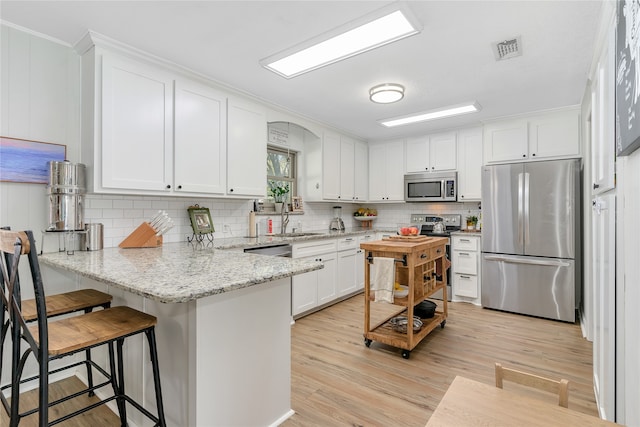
[305,130,367,202]
[405,132,457,173]
[369,140,404,201]
[100,53,174,192]
[321,131,341,200]
[591,24,616,195]
[483,108,580,164]
[174,79,227,195]
[81,38,266,199]
[227,97,267,197]
[354,141,368,201]
[457,128,483,201]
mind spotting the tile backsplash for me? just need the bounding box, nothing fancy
[83,194,482,248]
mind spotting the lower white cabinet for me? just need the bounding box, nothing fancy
[357,233,376,290]
[337,237,358,297]
[451,234,481,305]
[292,235,370,318]
[292,239,337,316]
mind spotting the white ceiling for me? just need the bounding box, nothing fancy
[0,1,603,141]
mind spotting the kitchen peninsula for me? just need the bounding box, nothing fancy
[39,242,323,427]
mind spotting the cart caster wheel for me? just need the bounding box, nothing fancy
[440,320,446,328]
[364,339,372,347]
[402,350,410,359]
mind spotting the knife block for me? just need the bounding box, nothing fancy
[119,222,163,248]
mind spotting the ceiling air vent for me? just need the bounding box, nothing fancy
[492,36,522,61]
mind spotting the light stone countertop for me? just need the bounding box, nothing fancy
[39,228,394,303]
[39,242,323,303]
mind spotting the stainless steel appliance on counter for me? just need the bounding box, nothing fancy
[329,206,345,231]
[410,213,462,301]
[481,159,581,322]
[404,172,457,202]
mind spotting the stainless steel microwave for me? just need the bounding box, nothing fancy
[404,172,457,202]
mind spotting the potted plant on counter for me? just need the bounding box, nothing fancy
[466,215,478,230]
[268,181,290,213]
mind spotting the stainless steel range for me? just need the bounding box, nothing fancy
[410,214,461,301]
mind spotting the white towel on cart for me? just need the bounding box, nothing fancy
[371,257,395,303]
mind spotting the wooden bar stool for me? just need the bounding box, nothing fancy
[1,228,113,414]
[0,229,166,426]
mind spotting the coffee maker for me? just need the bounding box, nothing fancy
[329,206,345,231]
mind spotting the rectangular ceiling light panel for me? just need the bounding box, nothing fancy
[261,5,420,78]
[380,102,482,127]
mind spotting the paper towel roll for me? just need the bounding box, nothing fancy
[249,211,256,237]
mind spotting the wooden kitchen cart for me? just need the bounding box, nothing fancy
[361,237,449,359]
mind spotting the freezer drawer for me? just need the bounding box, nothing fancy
[481,254,575,322]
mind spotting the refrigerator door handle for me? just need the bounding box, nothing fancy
[517,173,524,245]
[484,254,571,267]
[524,172,530,245]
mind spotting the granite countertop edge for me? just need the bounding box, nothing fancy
[39,228,394,303]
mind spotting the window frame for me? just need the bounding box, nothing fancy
[267,146,297,200]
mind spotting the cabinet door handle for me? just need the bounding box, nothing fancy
[593,183,600,189]
[344,238,353,242]
[460,239,470,242]
[166,184,171,189]
[177,185,182,189]
[459,252,470,256]
[420,253,427,258]
[460,275,471,279]
[229,188,234,192]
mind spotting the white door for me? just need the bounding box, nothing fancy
[592,193,616,421]
[354,141,368,201]
[457,128,483,201]
[227,98,266,197]
[174,79,226,195]
[101,54,173,191]
[340,136,355,201]
[337,249,357,296]
[322,131,341,200]
[317,251,337,305]
[429,132,457,171]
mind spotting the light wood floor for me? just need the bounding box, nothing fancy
[2,297,597,426]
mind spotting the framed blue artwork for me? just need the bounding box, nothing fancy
[0,136,66,184]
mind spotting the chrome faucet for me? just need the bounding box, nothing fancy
[280,202,289,234]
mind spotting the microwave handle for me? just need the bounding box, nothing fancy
[441,179,446,198]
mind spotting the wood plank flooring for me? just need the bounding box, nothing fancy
[1,297,597,426]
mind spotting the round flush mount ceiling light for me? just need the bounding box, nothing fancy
[369,83,405,103]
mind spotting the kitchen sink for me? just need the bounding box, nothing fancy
[273,232,324,237]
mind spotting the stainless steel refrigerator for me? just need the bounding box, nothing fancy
[481,159,581,322]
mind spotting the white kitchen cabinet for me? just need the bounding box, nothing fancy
[356,233,376,290]
[369,140,404,201]
[339,136,356,201]
[354,141,368,201]
[591,25,616,195]
[593,193,616,420]
[292,239,337,317]
[457,127,483,201]
[100,53,174,192]
[174,79,227,195]
[322,130,341,200]
[337,237,358,297]
[405,132,457,173]
[483,108,580,164]
[227,97,267,197]
[306,131,366,202]
[483,119,529,163]
[451,234,481,304]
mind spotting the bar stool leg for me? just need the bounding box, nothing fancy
[116,338,128,427]
[108,342,127,426]
[9,316,21,427]
[146,329,166,427]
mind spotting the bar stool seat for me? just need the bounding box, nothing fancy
[1,229,166,427]
[21,289,112,322]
